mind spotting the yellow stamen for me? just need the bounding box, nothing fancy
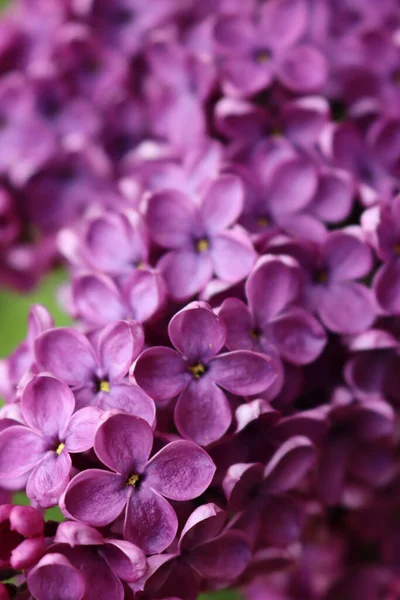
[100,380,110,393]
[189,362,206,379]
[318,271,328,284]
[196,239,209,253]
[257,216,269,227]
[126,474,140,487]
[256,50,271,63]
[56,443,65,456]
[250,329,261,340]
[394,243,400,255]
[135,260,144,269]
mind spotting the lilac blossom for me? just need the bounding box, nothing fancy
[62,412,216,554]
[0,504,45,570]
[34,321,155,423]
[0,375,100,506]
[134,302,277,445]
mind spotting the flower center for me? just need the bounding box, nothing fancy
[255,49,271,64]
[257,216,269,227]
[394,243,400,255]
[317,270,328,284]
[196,238,209,253]
[113,7,135,25]
[99,380,111,393]
[392,70,400,86]
[188,362,206,379]
[56,442,65,456]
[126,473,140,487]
[250,327,262,340]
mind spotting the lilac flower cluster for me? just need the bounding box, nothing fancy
[1,0,400,599]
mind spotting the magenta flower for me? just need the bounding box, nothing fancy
[0,375,100,506]
[134,302,277,445]
[34,321,155,424]
[219,255,327,366]
[62,412,216,554]
[0,504,45,570]
[146,175,256,300]
[27,553,87,600]
[214,0,327,97]
[143,504,251,600]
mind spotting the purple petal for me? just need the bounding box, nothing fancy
[279,45,327,92]
[268,309,327,365]
[246,255,301,325]
[175,379,232,446]
[223,462,264,512]
[123,268,167,323]
[27,553,86,600]
[26,450,72,507]
[317,282,375,334]
[263,436,315,493]
[323,229,373,281]
[158,249,213,301]
[374,260,400,314]
[62,469,127,526]
[213,16,255,55]
[200,175,244,235]
[34,328,97,387]
[99,383,156,427]
[211,227,256,282]
[221,57,273,98]
[54,521,104,546]
[210,351,277,395]
[72,274,125,326]
[168,301,226,361]
[268,158,318,216]
[94,413,153,476]
[218,298,256,351]
[146,190,196,248]
[134,347,189,403]
[310,168,354,223]
[317,438,348,505]
[97,320,144,381]
[64,407,102,453]
[146,440,215,501]
[180,504,227,552]
[0,426,46,478]
[101,539,147,582]
[259,0,307,49]
[189,531,251,581]
[124,485,178,554]
[21,375,75,439]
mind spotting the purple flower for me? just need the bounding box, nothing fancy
[146,175,256,300]
[0,375,100,507]
[219,255,327,366]
[0,504,45,570]
[134,302,277,445]
[70,270,167,328]
[27,553,87,600]
[62,412,216,554]
[213,0,327,97]
[34,321,155,423]
[142,504,251,600]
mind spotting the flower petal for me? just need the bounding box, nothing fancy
[0,426,46,478]
[64,407,102,453]
[97,320,144,381]
[268,309,327,365]
[72,273,125,326]
[189,531,251,581]
[101,539,147,583]
[169,301,226,361]
[146,440,215,501]
[62,470,127,527]
[34,328,97,387]
[99,383,156,427]
[218,298,256,351]
[374,260,400,314]
[158,249,213,301]
[124,486,178,554]
[317,282,375,334]
[200,175,244,235]
[27,553,86,600]
[123,268,167,323]
[323,229,373,281]
[133,347,188,403]
[146,190,196,248]
[21,375,75,439]
[279,45,327,92]
[26,451,72,507]
[210,351,277,395]
[263,436,315,493]
[94,413,153,476]
[211,226,256,283]
[268,158,318,216]
[179,504,227,552]
[174,379,232,446]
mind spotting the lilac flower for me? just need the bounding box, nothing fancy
[213,0,327,97]
[134,302,277,445]
[0,375,100,506]
[142,504,251,600]
[34,321,155,423]
[62,412,216,554]
[34,521,147,600]
[146,175,256,300]
[0,504,45,570]
[219,255,327,366]
[27,553,87,600]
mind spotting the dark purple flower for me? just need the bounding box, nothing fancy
[134,302,277,445]
[146,175,256,300]
[0,375,100,506]
[0,504,45,570]
[34,321,155,423]
[214,0,327,97]
[62,412,216,553]
[219,255,327,366]
[142,503,251,600]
